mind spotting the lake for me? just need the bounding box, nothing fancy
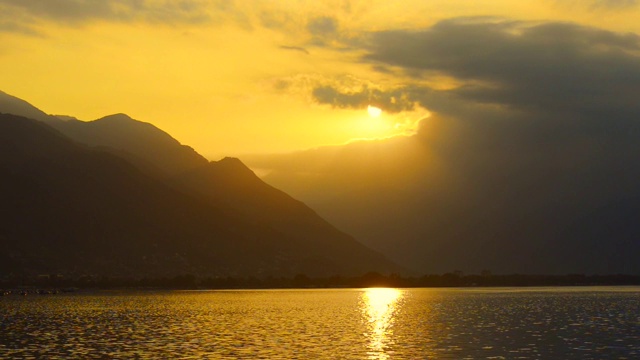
[1,287,638,359]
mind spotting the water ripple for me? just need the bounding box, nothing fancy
[0,287,638,359]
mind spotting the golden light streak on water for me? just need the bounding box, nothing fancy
[361,288,403,360]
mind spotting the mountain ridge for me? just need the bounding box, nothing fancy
[0,91,209,176]
[0,92,401,277]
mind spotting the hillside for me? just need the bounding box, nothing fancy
[52,114,208,176]
[0,91,207,176]
[0,113,398,277]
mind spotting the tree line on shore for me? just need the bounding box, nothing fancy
[2,271,639,290]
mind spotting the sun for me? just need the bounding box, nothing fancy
[367,105,382,118]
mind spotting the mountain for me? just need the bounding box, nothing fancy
[51,114,208,176]
[0,113,271,277]
[5,89,638,276]
[0,90,207,176]
[0,90,62,124]
[173,157,390,270]
[0,91,401,276]
[0,113,399,277]
[247,116,640,275]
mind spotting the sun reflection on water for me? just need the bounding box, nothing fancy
[361,288,403,359]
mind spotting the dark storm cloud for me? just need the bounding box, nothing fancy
[356,18,640,225]
[0,0,210,28]
[307,18,640,154]
[361,19,640,121]
[343,18,640,170]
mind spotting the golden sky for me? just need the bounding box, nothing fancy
[1,0,640,159]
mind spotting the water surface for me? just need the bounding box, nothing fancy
[1,287,638,359]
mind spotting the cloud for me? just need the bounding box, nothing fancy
[307,16,338,36]
[305,15,342,46]
[0,19,43,36]
[0,0,211,30]
[360,19,640,122]
[349,18,640,187]
[257,9,355,52]
[556,0,639,10]
[269,73,412,111]
[302,18,640,145]
[355,18,640,219]
[279,45,310,55]
[311,85,417,113]
[0,0,351,45]
[590,0,638,8]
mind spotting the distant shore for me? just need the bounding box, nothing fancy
[2,272,639,291]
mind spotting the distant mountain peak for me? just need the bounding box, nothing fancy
[54,115,80,122]
[96,113,135,122]
[211,157,257,178]
[218,157,246,167]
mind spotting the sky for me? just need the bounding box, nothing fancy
[2,0,640,159]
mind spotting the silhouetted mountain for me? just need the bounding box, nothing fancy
[0,113,398,277]
[176,157,327,227]
[0,91,207,176]
[0,90,62,124]
[0,91,399,277]
[173,157,393,272]
[52,114,208,176]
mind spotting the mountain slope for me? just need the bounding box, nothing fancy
[0,90,400,276]
[0,113,398,277]
[173,157,396,273]
[0,90,207,176]
[0,90,62,124]
[52,114,208,176]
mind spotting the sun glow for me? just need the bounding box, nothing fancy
[368,105,383,118]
